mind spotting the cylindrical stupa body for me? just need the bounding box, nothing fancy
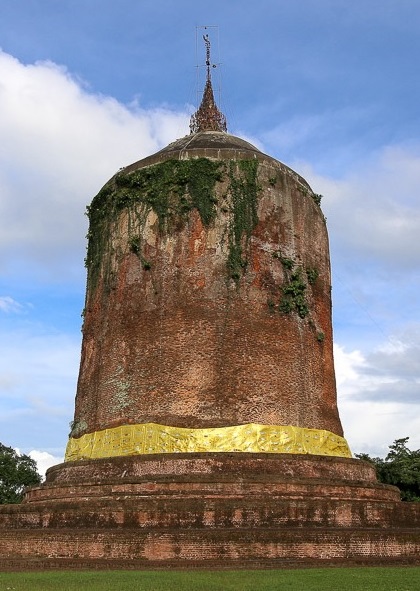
[67,131,348,459]
[6,57,420,571]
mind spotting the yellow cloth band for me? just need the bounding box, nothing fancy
[65,422,352,462]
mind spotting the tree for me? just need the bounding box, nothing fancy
[0,442,42,504]
[356,437,420,502]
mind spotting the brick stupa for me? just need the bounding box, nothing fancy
[1,41,420,569]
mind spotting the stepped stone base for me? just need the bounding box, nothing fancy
[1,453,420,570]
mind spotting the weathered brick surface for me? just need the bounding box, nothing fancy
[1,527,420,569]
[23,454,398,506]
[45,453,378,485]
[2,133,420,570]
[1,452,420,568]
[73,132,343,438]
[23,479,399,505]
[2,497,419,531]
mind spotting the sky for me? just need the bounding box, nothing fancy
[1,0,420,477]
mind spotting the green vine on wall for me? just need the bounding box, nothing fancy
[129,235,151,270]
[85,158,261,292]
[272,251,294,270]
[279,268,309,318]
[306,267,319,285]
[85,158,224,290]
[226,160,260,283]
[270,252,320,321]
[84,156,326,338]
[297,184,323,208]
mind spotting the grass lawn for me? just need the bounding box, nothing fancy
[0,567,419,591]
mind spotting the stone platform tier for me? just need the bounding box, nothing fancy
[1,453,420,570]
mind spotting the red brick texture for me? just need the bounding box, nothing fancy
[2,133,420,570]
[1,453,420,568]
[73,132,343,439]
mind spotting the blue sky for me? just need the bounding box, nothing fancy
[1,0,420,475]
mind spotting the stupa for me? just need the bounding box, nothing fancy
[1,36,420,569]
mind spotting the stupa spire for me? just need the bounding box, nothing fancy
[189,34,227,134]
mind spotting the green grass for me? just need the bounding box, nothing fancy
[0,567,420,591]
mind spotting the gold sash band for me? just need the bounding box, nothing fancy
[65,422,352,462]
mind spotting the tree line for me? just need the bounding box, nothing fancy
[356,437,420,501]
[0,442,41,504]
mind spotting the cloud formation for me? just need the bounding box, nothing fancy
[0,322,80,451]
[29,450,63,480]
[335,341,420,456]
[0,296,23,313]
[0,50,190,279]
[298,146,420,272]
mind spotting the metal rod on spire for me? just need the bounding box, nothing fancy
[190,29,227,134]
[203,34,211,82]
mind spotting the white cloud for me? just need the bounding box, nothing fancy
[297,145,420,272]
[335,342,420,457]
[334,343,366,387]
[0,296,23,313]
[0,327,79,427]
[0,50,190,278]
[29,450,63,480]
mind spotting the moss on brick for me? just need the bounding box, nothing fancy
[85,158,260,292]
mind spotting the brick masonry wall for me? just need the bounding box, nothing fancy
[73,141,343,439]
[3,136,419,570]
[45,453,379,484]
[1,527,420,567]
[2,496,419,531]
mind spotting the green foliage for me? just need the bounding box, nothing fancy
[306,267,319,285]
[356,437,420,501]
[280,268,309,318]
[272,251,294,269]
[85,158,260,291]
[227,242,248,282]
[226,160,260,283]
[269,253,320,323]
[298,184,323,207]
[86,158,224,290]
[141,258,152,271]
[0,442,41,504]
[128,235,141,255]
[113,158,222,229]
[128,235,151,269]
[282,257,294,270]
